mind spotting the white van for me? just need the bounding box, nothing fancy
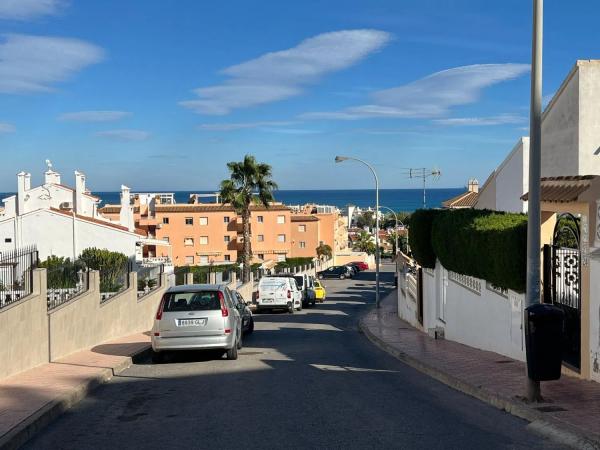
[256,276,302,313]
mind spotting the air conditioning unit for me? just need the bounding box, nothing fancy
[59,202,73,210]
[156,223,163,229]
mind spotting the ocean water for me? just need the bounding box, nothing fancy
[1,188,463,212]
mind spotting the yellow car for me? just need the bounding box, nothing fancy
[314,280,326,303]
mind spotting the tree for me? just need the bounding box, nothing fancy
[353,231,376,255]
[316,243,332,260]
[78,248,129,292]
[356,211,375,230]
[220,155,278,282]
[386,232,409,255]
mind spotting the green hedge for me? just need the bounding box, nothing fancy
[431,209,527,292]
[408,209,443,268]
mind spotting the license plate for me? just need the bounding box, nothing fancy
[262,298,274,303]
[178,318,207,327]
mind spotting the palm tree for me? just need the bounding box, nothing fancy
[353,231,376,255]
[220,155,278,282]
[316,243,332,260]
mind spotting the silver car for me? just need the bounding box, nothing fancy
[151,284,242,363]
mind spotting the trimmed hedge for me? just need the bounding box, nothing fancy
[431,209,527,292]
[408,209,443,268]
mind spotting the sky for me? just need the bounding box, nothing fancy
[0,0,599,192]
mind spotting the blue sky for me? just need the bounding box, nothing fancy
[0,0,598,192]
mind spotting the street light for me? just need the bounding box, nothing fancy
[378,206,402,256]
[335,155,380,308]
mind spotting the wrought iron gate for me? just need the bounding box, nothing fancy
[542,213,581,371]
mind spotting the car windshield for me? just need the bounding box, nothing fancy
[162,291,221,312]
[294,276,304,287]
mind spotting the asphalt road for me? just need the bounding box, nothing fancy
[25,263,561,449]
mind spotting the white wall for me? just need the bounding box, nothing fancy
[578,61,600,175]
[495,137,529,213]
[590,256,600,383]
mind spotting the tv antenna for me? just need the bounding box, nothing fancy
[402,167,442,209]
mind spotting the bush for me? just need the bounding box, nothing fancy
[275,257,314,270]
[431,209,527,292]
[39,255,83,289]
[78,248,129,292]
[408,209,442,268]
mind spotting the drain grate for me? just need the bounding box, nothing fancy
[535,406,568,413]
[494,360,515,364]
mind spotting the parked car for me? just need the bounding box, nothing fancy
[255,276,302,313]
[351,261,369,271]
[317,266,353,280]
[345,265,358,277]
[314,280,327,302]
[294,273,316,307]
[151,284,243,363]
[232,290,254,334]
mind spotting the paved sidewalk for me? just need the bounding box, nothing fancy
[360,290,600,450]
[0,333,151,450]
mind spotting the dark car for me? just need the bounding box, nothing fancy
[317,266,352,280]
[345,265,358,277]
[232,290,254,334]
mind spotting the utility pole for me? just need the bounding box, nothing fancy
[525,0,543,402]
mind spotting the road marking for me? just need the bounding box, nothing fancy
[310,364,397,373]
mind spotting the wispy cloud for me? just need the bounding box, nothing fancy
[0,122,15,133]
[180,29,392,115]
[302,63,530,120]
[198,121,296,131]
[433,114,526,126]
[59,110,131,122]
[0,0,67,20]
[0,34,104,94]
[95,129,150,141]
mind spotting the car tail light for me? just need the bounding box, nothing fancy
[287,290,291,299]
[155,295,167,320]
[218,290,229,317]
[224,328,231,334]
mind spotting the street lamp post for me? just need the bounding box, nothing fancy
[335,156,380,308]
[378,206,401,256]
[525,0,544,402]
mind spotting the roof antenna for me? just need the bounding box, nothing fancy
[45,159,53,171]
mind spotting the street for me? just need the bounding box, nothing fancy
[25,263,560,449]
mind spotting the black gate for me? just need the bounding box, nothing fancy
[542,213,581,371]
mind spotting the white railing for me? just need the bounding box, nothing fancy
[407,273,418,300]
[486,281,508,298]
[448,271,481,295]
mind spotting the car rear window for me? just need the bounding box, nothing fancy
[294,276,304,287]
[163,291,221,312]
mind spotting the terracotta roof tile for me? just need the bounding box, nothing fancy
[521,175,598,202]
[291,215,319,222]
[50,207,145,236]
[155,203,290,213]
[442,191,479,209]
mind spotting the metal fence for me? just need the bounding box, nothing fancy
[47,265,90,310]
[99,260,132,303]
[0,246,38,310]
[136,264,163,299]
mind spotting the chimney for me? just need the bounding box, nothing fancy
[468,179,479,193]
[16,171,30,215]
[120,185,135,232]
[45,169,61,185]
[74,171,86,215]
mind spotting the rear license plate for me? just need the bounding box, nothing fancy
[178,318,207,327]
[261,298,274,303]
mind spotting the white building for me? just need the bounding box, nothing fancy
[0,164,161,262]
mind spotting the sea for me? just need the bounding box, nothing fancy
[0,188,463,212]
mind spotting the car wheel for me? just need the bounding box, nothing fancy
[246,318,254,334]
[340,274,346,280]
[318,274,324,280]
[311,299,316,306]
[151,351,164,364]
[226,344,238,360]
[237,331,243,350]
[288,303,294,314]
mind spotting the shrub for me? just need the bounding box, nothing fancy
[275,257,314,270]
[78,248,129,292]
[431,209,527,292]
[39,255,83,289]
[408,209,442,268]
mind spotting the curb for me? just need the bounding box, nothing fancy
[359,315,600,450]
[0,345,152,450]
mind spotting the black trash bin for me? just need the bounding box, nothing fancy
[524,303,565,381]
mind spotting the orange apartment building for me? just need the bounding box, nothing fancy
[100,194,347,267]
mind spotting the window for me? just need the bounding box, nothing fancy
[185,255,194,264]
[257,234,264,242]
[163,237,170,243]
[184,237,194,246]
[223,216,230,223]
[298,224,306,232]
[162,217,169,224]
[257,215,264,223]
[162,291,220,312]
[4,238,12,243]
[199,255,209,264]
[300,241,306,248]
[278,234,286,243]
[258,253,265,260]
[199,236,208,245]
[277,215,285,224]
[224,255,231,261]
[277,254,286,262]
[224,235,230,243]
[185,217,193,225]
[199,217,208,226]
